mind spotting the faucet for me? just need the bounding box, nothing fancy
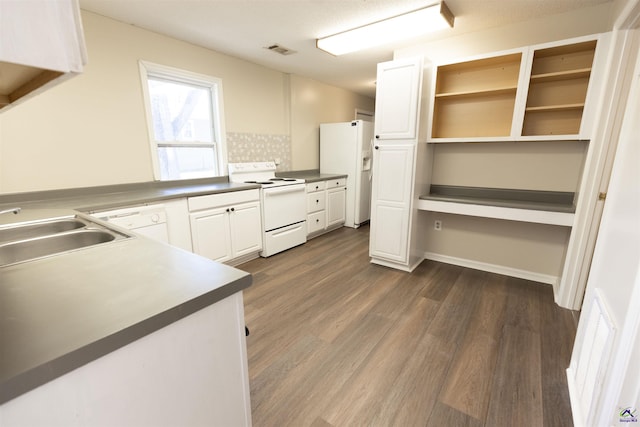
[0,207,21,216]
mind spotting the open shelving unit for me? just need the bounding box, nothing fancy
[522,40,597,136]
[431,53,522,138]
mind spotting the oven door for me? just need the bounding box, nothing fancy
[262,184,306,231]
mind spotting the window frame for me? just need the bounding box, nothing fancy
[139,60,228,181]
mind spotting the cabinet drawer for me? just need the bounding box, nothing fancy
[188,189,259,212]
[306,181,326,193]
[326,178,346,189]
[306,192,326,213]
[307,211,326,234]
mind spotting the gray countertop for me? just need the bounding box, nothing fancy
[0,181,255,404]
[0,177,260,213]
[421,185,576,213]
[276,170,347,183]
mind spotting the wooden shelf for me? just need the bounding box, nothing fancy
[526,103,585,112]
[522,40,597,137]
[432,52,522,139]
[530,68,591,83]
[435,86,517,99]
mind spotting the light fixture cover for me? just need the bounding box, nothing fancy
[317,2,454,56]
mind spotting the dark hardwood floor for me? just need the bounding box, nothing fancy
[239,225,577,426]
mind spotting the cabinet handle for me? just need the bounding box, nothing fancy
[230,207,235,212]
[336,182,339,185]
[226,208,230,212]
[316,199,319,203]
[316,219,320,223]
[315,185,319,190]
[374,146,379,150]
[375,135,380,139]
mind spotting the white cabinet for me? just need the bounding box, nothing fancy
[0,0,87,111]
[370,56,424,272]
[426,33,609,142]
[306,181,326,236]
[373,57,423,140]
[326,180,347,229]
[0,292,252,427]
[369,144,416,263]
[188,190,262,265]
[305,179,346,238]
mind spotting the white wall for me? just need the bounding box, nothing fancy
[290,75,374,170]
[0,11,373,193]
[395,3,614,65]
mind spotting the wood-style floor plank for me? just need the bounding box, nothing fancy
[239,225,577,426]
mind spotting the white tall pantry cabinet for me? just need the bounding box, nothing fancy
[369,57,425,272]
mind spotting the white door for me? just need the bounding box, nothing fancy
[373,57,423,140]
[567,29,640,427]
[369,143,415,263]
[229,202,262,258]
[189,208,233,263]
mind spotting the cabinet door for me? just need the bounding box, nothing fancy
[229,202,263,258]
[326,187,346,228]
[369,144,415,263]
[374,57,423,140]
[189,208,233,263]
[0,0,87,111]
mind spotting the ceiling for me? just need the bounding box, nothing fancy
[79,0,612,98]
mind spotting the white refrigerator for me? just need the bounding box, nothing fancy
[320,120,374,228]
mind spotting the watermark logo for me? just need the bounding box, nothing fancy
[619,407,638,423]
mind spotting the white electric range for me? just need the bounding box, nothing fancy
[228,162,306,257]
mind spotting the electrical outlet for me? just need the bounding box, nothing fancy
[434,220,442,231]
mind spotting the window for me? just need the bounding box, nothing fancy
[139,61,227,180]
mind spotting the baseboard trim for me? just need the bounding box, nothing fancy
[423,252,558,285]
[370,257,421,273]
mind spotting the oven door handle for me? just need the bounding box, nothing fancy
[264,185,305,196]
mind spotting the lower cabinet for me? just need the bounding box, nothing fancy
[188,190,262,265]
[326,180,346,228]
[306,178,346,238]
[369,143,416,269]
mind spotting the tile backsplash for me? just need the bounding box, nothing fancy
[226,132,292,171]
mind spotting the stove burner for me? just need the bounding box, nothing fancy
[270,178,297,182]
[244,180,275,185]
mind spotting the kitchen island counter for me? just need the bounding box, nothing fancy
[0,209,252,415]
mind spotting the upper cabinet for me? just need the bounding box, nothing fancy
[431,52,524,139]
[427,34,608,142]
[0,0,87,112]
[374,57,423,141]
[522,40,597,137]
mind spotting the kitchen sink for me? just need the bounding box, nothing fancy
[0,218,87,243]
[0,213,131,267]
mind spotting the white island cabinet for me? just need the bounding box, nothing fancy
[0,0,87,111]
[0,292,252,427]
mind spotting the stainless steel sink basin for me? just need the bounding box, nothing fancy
[0,218,87,243]
[0,230,120,267]
[0,212,132,267]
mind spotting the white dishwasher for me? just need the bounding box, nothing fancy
[93,204,169,243]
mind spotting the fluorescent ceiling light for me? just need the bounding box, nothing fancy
[316,2,454,56]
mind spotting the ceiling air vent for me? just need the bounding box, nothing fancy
[265,44,296,55]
